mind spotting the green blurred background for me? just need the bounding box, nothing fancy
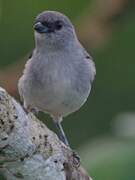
[0,0,135,179]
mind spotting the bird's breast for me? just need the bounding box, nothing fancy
[25,52,91,116]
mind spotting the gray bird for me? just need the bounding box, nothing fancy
[18,11,96,147]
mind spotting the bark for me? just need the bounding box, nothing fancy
[0,87,92,180]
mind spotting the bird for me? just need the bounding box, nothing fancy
[18,10,96,148]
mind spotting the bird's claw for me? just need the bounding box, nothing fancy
[23,105,38,115]
[72,151,81,168]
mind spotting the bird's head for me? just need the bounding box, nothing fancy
[34,11,77,50]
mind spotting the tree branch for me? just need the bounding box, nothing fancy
[0,87,92,180]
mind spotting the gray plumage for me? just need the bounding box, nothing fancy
[18,11,96,146]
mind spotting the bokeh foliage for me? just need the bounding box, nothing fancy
[80,138,135,180]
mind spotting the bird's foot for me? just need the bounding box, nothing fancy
[30,108,39,115]
[23,105,38,115]
[72,150,81,168]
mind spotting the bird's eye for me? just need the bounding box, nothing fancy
[55,21,62,30]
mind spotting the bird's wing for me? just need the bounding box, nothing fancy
[18,76,24,102]
[82,47,96,83]
[18,50,33,102]
[28,50,33,59]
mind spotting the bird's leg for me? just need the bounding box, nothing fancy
[53,119,69,147]
[52,116,80,167]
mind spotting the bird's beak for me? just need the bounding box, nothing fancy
[34,22,50,34]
